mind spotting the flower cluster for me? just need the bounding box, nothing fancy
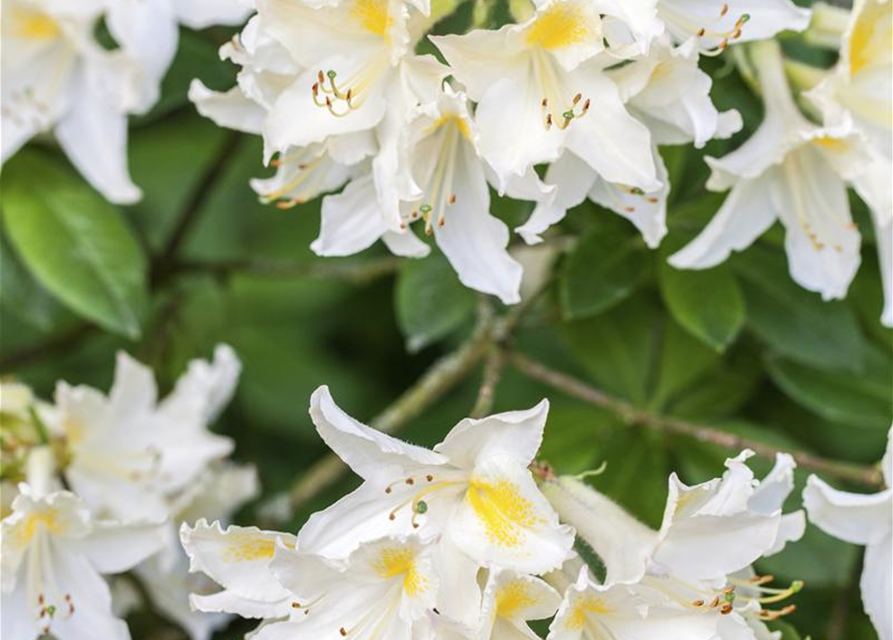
[0,0,250,203]
[0,346,257,640]
[177,387,888,640]
[190,0,813,305]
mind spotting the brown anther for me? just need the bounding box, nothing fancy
[697,27,706,36]
[388,513,396,521]
[312,83,319,95]
[646,197,659,203]
[291,602,302,609]
[437,217,445,228]
[412,522,420,528]
[318,70,326,84]
[406,478,415,485]
[297,163,308,170]
[541,98,548,108]
[625,206,635,213]
[721,604,734,615]
[448,194,456,205]
[720,3,729,17]
[582,99,590,112]
[400,222,407,229]
[709,597,721,608]
[385,487,392,494]
[426,475,434,482]
[340,627,348,636]
[573,93,582,105]
[692,600,705,607]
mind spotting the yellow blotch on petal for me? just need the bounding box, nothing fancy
[566,595,611,630]
[496,580,536,618]
[812,136,849,153]
[352,0,392,38]
[467,478,541,548]
[430,115,472,140]
[849,0,892,76]
[17,511,60,547]
[525,2,589,50]
[374,546,428,597]
[12,8,61,40]
[222,536,276,562]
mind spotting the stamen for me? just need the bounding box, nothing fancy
[540,93,589,131]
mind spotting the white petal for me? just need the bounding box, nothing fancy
[432,541,482,628]
[433,137,523,305]
[520,0,606,71]
[435,400,549,470]
[749,453,796,515]
[668,175,777,269]
[189,81,266,135]
[430,28,525,101]
[382,230,431,258]
[73,520,166,574]
[861,533,893,640]
[308,386,448,481]
[175,0,252,29]
[55,54,142,205]
[803,476,892,546]
[160,344,241,425]
[448,455,574,574]
[312,175,389,257]
[516,151,595,245]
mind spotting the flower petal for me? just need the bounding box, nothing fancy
[861,533,893,640]
[803,476,892,546]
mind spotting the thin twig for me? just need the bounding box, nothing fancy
[153,130,242,284]
[470,347,504,419]
[827,548,864,640]
[508,351,884,488]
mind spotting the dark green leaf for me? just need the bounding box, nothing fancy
[2,151,148,339]
[395,254,475,353]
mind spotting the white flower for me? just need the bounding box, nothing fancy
[542,451,806,637]
[474,569,562,640]
[180,519,297,619]
[134,463,261,640]
[1,0,142,203]
[546,566,721,640]
[807,0,892,161]
[295,385,574,624]
[101,0,251,113]
[657,0,810,53]
[251,535,438,640]
[1,484,165,640]
[518,36,741,247]
[431,0,660,193]
[668,39,865,302]
[43,345,240,521]
[803,426,892,640]
[806,0,893,326]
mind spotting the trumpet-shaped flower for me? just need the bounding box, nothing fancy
[543,451,806,637]
[803,426,892,640]
[251,535,438,640]
[42,345,240,521]
[475,569,562,640]
[294,386,574,624]
[432,0,659,193]
[1,484,165,640]
[181,519,297,619]
[669,40,866,302]
[657,0,810,52]
[518,36,741,247]
[1,0,142,203]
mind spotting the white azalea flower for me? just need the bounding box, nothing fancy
[432,0,660,193]
[519,36,741,247]
[475,569,562,640]
[657,0,810,53]
[806,0,893,326]
[807,0,892,161]
[101,0,251,113]
[251,535,438,640]
[42,345,240,521]
[1,0,143,203]
[668,39,866,302]
[803,426,892,640]
[546,566,721,640]
[181,519,297,619]
[1,483,165,640]
[295,385,574,625]
[133,463,261,640]
[543,451,806,637]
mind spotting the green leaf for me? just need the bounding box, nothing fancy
[2,151,148,339]
[395,254,475,353]
[560,214,650,319]
[766,349,892,430]
[732,246,866,373]
[659,261,745,351]
[0,236,65,333]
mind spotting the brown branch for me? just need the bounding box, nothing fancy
[470,346,504,419]
[172,256,400,286]
[508,351,885,489]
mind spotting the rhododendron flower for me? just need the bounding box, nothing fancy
[804,426,892,640]
[1,484,164,640]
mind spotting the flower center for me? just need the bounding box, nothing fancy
[525,3,591,50]
[466,477,542,548]
[12,7,61,40]
[531,49,589,131]
[311,55,389,118]
[351,0,392,39]
[373,546,427,597]
[496,580,537,618]
[659,3,751,55]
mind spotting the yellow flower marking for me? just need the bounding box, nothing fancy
[525,2,590,50]
[849,0,892,76]
[17,510,60,547]
[496,580,536,618]
[812,136,849,153]
[467,478,541,548]
[566,595,611,630]
[430,115,472,140]
[352,0,392,39]
[374,546,427,597]
[12,7,61,40]
[222,535,276,562]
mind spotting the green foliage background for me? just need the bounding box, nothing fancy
[0,1,888,639]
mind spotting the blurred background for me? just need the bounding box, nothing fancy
[2,1,888,639]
